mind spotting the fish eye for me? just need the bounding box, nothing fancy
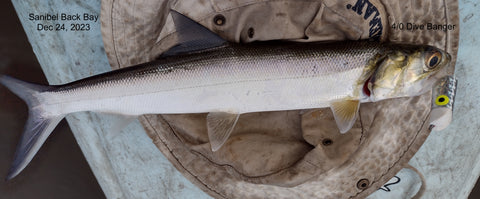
[425,51,442,69]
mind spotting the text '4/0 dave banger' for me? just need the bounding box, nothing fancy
[28,13,99,32]
[391,22,456,32]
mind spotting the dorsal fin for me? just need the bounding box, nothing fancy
[163,10,227,56]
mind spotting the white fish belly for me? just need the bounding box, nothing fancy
[47,67,363,115]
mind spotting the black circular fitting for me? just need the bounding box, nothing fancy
[248,27,254,38]
[356,179,370,190]
[322,138,333,146]
[213,14,226,26]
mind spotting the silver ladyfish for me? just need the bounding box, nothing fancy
[1,11,450,180]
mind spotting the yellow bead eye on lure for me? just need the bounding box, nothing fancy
[435,95,450,106]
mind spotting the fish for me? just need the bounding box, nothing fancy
[0,11,450,180]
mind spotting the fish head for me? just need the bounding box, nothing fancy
[367,45,451,102]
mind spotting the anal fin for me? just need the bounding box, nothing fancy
[207,112,240,151]
[330,99,360,134]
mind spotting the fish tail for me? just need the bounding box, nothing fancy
[0,75,65,180]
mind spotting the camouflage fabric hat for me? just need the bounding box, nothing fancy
[100,0,459,198]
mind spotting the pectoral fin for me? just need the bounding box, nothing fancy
[330,99,360,134]
[207,112,240,151]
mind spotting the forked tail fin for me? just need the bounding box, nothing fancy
[0,75,65,180]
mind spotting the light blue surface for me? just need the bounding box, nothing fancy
[12,0,210,198]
